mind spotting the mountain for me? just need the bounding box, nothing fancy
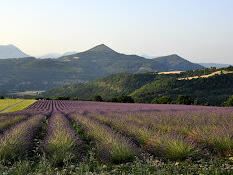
[0,44,203,93]
[0,44,30,59]
[198,63,231,68]
[58,44,203,73]
[153,54,202,71]
[85,44,116,53]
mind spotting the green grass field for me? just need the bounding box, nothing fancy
[0,99,36,113]
[0,99,24,112]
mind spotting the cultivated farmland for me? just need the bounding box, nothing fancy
[0,100,232,174]
[0,99,36,113]
[0,99,24,112]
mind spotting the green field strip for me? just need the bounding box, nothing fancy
[1,100,36,113]
[0,99,24,112]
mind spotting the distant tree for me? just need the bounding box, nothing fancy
[54,96,70,100]
[158,96,172,104]
[35,97,43,100]
[73,97,79,101]
[117,96,134,103]
[93,95,103,102]
[152,96,171,104]
[108,97,118,102]
[45,97,52,100]
[177,95,193,105]
[223,95,233,107]
[193,99,199,105]
[0,96,4,99]
[152,97,159,104]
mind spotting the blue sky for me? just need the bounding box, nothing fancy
[0,0,233,63]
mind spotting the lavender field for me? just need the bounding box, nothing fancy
[0,100,232,174]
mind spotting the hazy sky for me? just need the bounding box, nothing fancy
[0,0,233,63]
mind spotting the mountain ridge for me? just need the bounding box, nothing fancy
[58,44,203,72]
[0,44,30,59]
[0,44,203,92]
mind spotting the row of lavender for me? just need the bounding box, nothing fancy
[0,115,46,162]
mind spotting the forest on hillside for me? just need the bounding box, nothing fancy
[40,67,233,106]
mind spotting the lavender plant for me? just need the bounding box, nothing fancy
[69,114,137,163]
[90,113,194,160]
[43,113,82,165]
[0,115,28,132]
[0,115,45,162]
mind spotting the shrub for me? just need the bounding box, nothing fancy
[117,96,134,103]
[193,99,199,105]
[162,138,193,160]
[108,97,118,102]
[176,95,193,105]
[35,97,43,100]
[152,96,171,104]
[93,95,103,102]
[152,98,159,104]
[54,96,70,100]
[72,97,79,101]
[223,95,233,107]
[0,96,4,99]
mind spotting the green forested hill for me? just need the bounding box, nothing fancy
[42,72,162,99]
[131,73,233,105]
[43,69,233,106]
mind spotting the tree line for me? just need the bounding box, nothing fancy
[33,94,233,107]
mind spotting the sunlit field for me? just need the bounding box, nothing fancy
[0,99,24,112]
[0,100,232,174]
[0,99,36,113]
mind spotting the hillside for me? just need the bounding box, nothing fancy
[42,72,161,99]
[0,45,30,59]
[0,44,203,93]
[42,67,233,106]
[131,73,233,105]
